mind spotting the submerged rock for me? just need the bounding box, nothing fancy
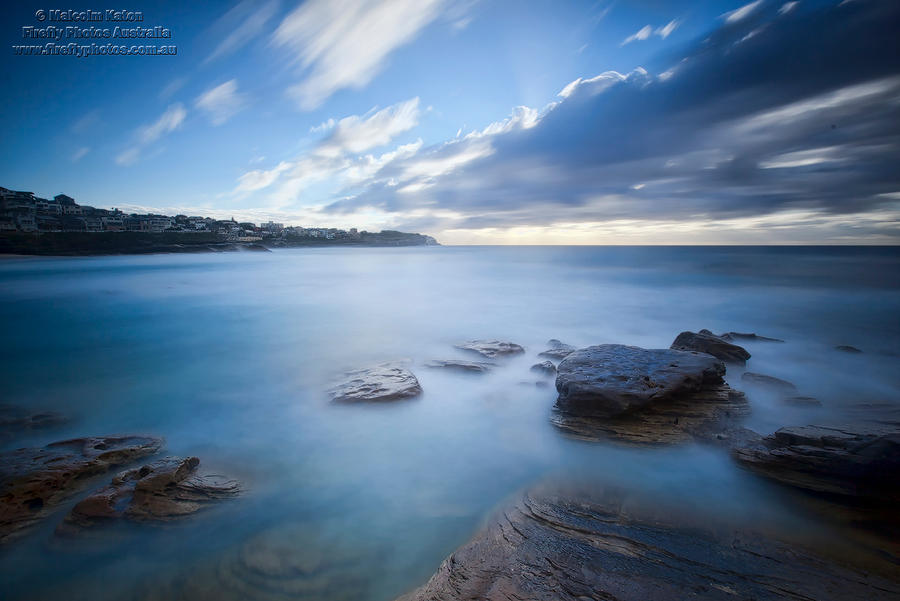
[537,339,576,360]
[733,424,900,505]
[741,372,798,393]
[454,340,525,359]
[720,331,784,343]
[0,404,66,440]
[835,345,863,353]
[328,363,422,403]
[670,329,751,364]
[782,395,822,407]
[60,456,239,534]
[424,359,495,373]
[530,360,557,376]
[0,435,163,543]
[398,486,900,601]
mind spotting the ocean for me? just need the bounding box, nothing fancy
[1,246,899,600]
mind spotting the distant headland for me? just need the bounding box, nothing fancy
[0,186,438,255]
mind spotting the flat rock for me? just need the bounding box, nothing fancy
[0,404,66,441]
[398,486,900,601]
[424,360,495,373]
[59,456,239,534]
[835,345,863,353]
[671,329,751,364]
[720,331,784,343]
[530,360,556,376]
[741,372,798,392]
[783,395,822,407]
[555,344,726,418]
[454,340,524,359]
[537,339,576,360]
[733,424,900,504]
[328,363,422,403]
[0,435,163,543]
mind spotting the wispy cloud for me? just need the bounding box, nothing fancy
[722,0,763,23]
[205,0,279,64]
[116,103,187,166]
[621,19,680,45]
[195,79,247,126]
[72,147,90,162]
[318,97,420,156]
[272,0,447,110]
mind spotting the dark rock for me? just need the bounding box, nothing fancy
[555,344,726,418]
[0,404,66,440]
[328,363,422,403]
[60,456,239,534]
[741,372,798,393]
[530,360,556,376]
[424,360,495,373]
[835,345,863,353]
[398,486,900,601]
[783,395,822,407]
[670,329,751,364]
[454,340,524,359]
[537,339,576,360]
[720,331,784,343]
[733,424,900,504]
[0,435,163,543]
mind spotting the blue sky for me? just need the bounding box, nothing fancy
[2,0,899,243]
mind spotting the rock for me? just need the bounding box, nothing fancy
[538,339,576,360]
[454,340,524,359]
[733,424,900,505]
[0,435,163,543]
[835,345,863,353]
[328,363,422,403]
[555,344,726,418]
[783,395,822,407]
[720,331,784,343]
[424,360,495,373]
[740,372,798,393]
[530,360,557,376]
[0,404,66,440]
[398,485,900,601]
[60,456,239,534]
[671,329,750,364]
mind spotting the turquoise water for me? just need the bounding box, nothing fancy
[1,246,899,599]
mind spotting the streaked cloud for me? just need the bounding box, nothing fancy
[195,79,248,126]
[722,0,763,23]
[621,19,680,46]
[205,0,279,64]
[116,103,187,166]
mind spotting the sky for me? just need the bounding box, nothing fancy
[2,0,899,244]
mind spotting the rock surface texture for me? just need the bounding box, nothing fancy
[454,340,524,359]
[398,487,900,601]
[537,339,576,360]
[670,329,751,364]
[0,404,66,441]
[0,435,163,542]
[424,360,495,373]
[329,364,422,403]
[720,331,784,343]
[530,360,557,376]
[60,456,239,533]
[741,372,798,392]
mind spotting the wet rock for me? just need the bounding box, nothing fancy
[0,435,163,543]
[733,424,900,505]
[537,339,576,360]
[741,372,798,393]
[720,331,784,343]
[60,456,239,534]
[530,360,556,376]
[398,486,900,601]
[0,404,66,440]
[783,395,822,407]
[328,363,422,403]
[835,345,863,353]
[670,329,751,364]
[555,344,726,418]
[454,340,524,359]
[424,360,495,373]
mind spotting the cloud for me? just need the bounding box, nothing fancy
[622,19,680,45]
[317,97,420,156]
[656,19,680,39]
[195,80,247,126]
[205,0,279,64]
[71,147,90,162]
[621,25,652,46]
[272,0,447,109]
[117,103,187,166]
[722,0,763,23]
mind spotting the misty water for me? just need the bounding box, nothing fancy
[1,246,899,600]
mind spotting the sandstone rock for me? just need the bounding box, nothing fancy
[398,486,900,601]
[555,344,726,418]
[741,372,798,393]
[328,364,422,403]
[60,456,239,534]
[0,404,66,440]
[835,345,863,353]
[670,329,751,364]
[537,339,576,360]
[0,435,163,543]
[424,360,495,373]
[733,424,900,504]
[530,360,556,376]
[454,340,524,359]
[720,331,784,343]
